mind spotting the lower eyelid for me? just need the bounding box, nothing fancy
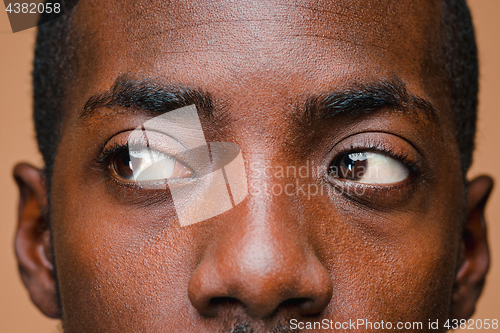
[329,177,418,209]
[104,175,177,208]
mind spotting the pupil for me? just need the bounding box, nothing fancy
[330,152,368,180]
[343,155,356,171]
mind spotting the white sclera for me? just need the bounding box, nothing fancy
[358,152,409,184]
[131,149,176,181]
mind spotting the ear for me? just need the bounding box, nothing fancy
[13,163,61,318]
[450,175,494,320]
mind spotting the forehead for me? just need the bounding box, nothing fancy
[69,0,446,112]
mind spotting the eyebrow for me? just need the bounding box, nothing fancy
[79,74,438,128]
[78,74,217,126]
[302,77,438,124]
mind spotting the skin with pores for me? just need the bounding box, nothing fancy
[13,0,493,332]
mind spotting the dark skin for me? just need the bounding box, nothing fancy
[13,0,494,332]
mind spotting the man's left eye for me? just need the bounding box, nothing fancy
[329,152,409,184]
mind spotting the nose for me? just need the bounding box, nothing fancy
[188,201,333,319]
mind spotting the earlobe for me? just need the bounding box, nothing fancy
[13,163,61,319]
[450,175,494,320]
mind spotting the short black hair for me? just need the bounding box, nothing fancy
[33,0,77,180]
[32,0,478,182]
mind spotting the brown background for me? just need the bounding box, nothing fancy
[0,1,498,332]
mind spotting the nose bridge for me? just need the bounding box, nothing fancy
[219,197,308,281]
[188,184,333,318]
[223,156,310,274]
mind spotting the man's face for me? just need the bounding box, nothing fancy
[15,0,493,332]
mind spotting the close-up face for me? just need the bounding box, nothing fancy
[11,0,495,332]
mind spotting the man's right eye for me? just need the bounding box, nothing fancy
[111,148,193,182]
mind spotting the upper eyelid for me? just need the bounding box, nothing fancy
[329,134,422,173]
[331,130,424,157]
[129,129,189,150]
[101,142,181,164]
[335,147,411,166]
[96,141,124,165]
[99,129,187,160]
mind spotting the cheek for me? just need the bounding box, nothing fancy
[49,185,198,331]
[311,202,462,325]
[370,228,458,321]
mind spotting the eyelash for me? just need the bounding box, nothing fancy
[94,141,127,168]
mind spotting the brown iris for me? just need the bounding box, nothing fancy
[110,149,194,182]
[112,150,135,180]
[329,152,368,180]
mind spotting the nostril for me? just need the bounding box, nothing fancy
[279,297,310,308]
[188,222,334,319]
[208,297,317,319]
[204,297,246,317]
[210,296,241,307]
[278,298,321,316]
